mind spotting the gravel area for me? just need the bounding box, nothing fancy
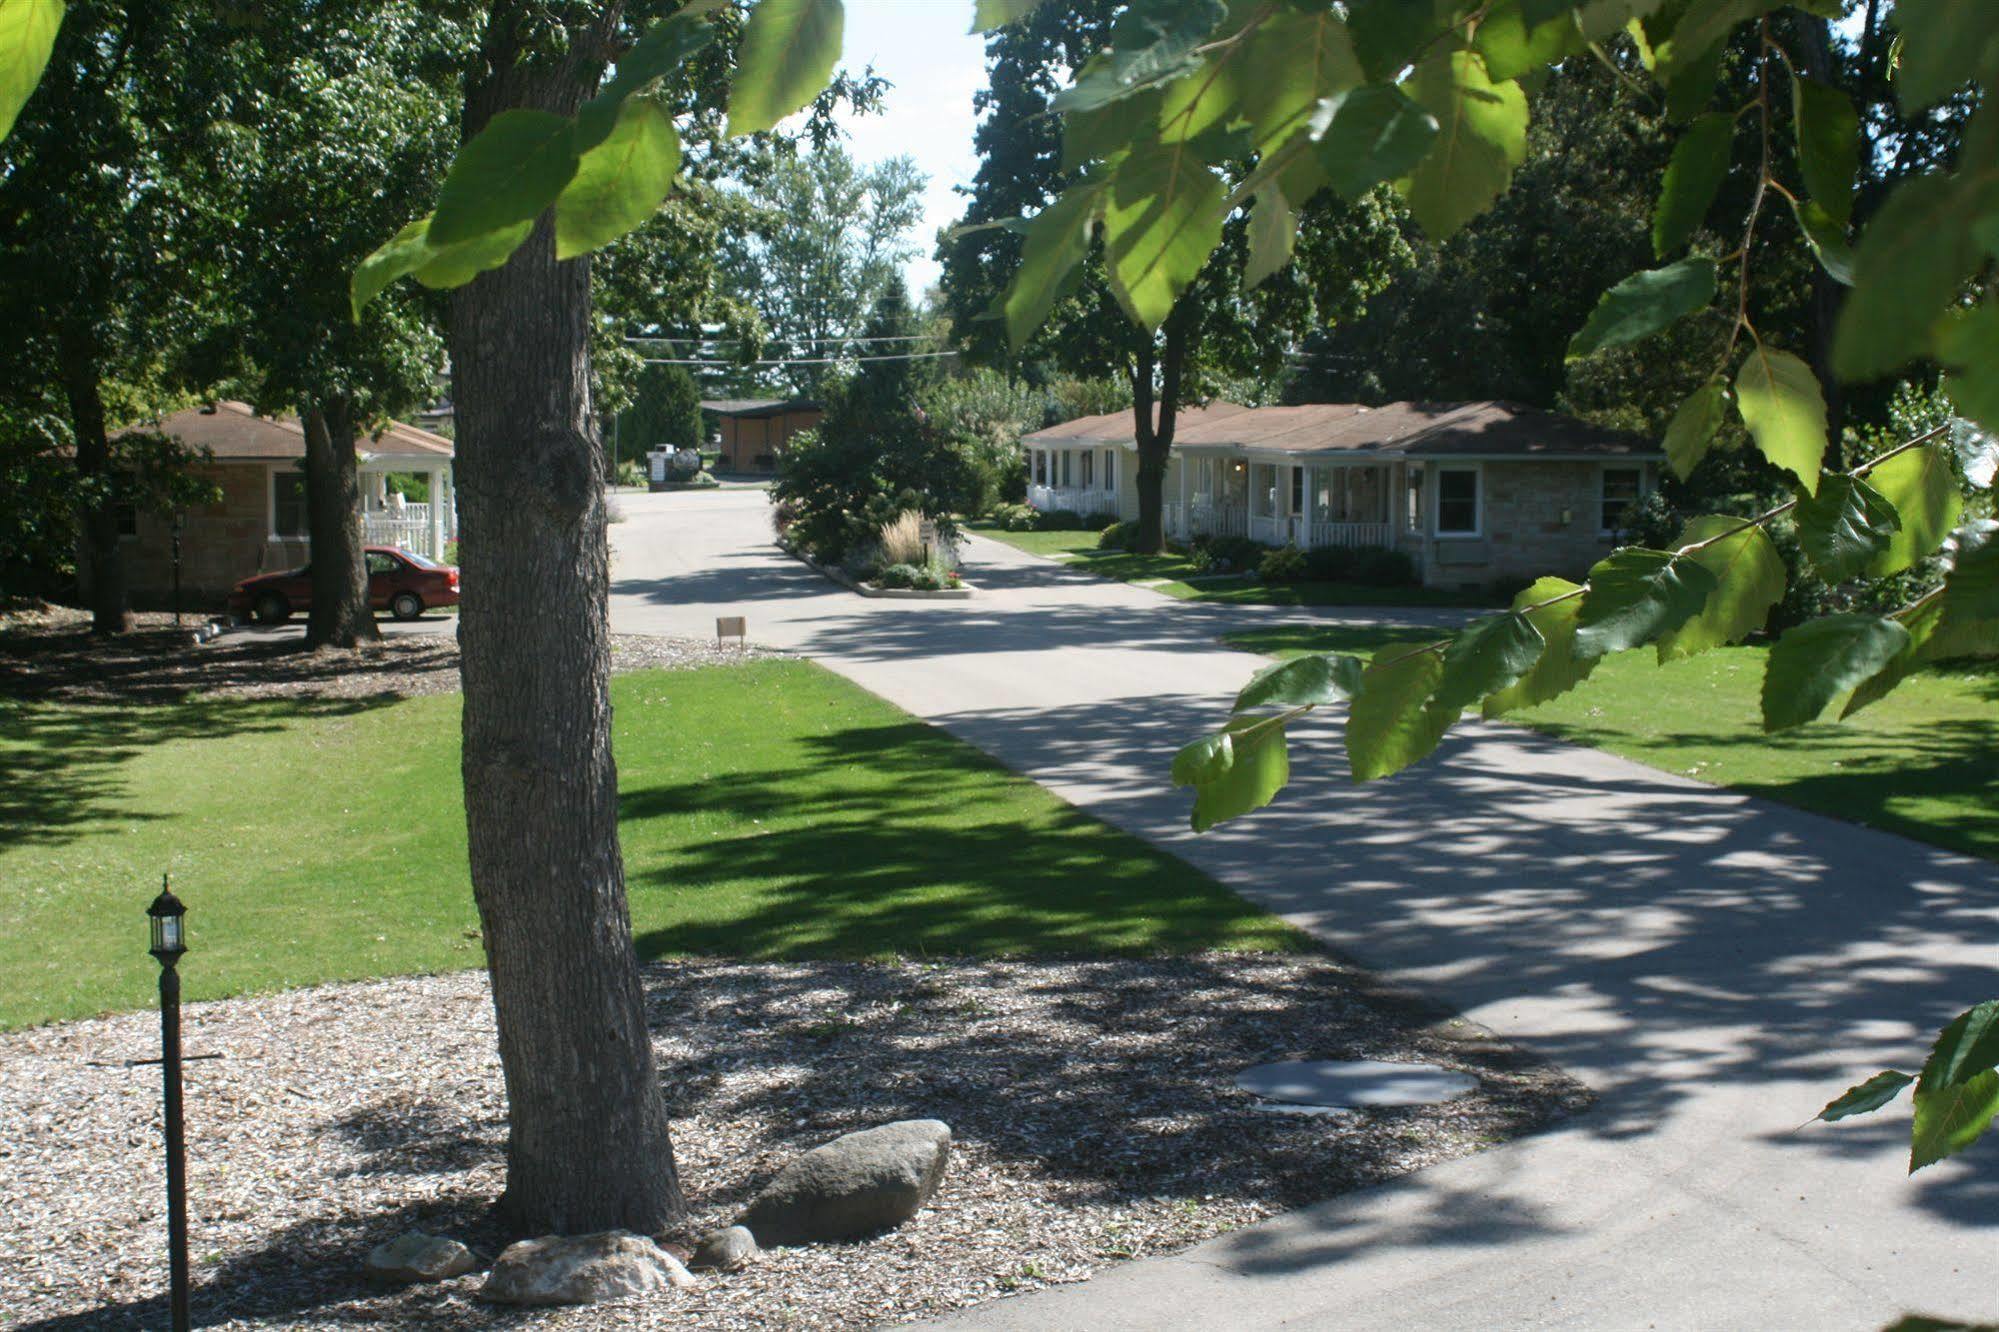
[2,956,1587,1329]
[0,605,782,704]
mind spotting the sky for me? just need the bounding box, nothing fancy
[829,1,991,297]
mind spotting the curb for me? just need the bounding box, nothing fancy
[776,542,975,600]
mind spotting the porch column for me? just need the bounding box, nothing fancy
[1177,455,1188,538]
[428,466,446,557]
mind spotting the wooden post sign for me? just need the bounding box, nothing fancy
[716,616,746,648]
[918,518,939,565]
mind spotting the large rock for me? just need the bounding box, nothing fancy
[365,1231,477,1284]
[689,1225,758,1272]
[737,1119,952,1246]
[479,1231,697,1307]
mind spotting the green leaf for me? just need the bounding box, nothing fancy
[1063,87,1162,171]
[1347,648,1454,782]
[727,0,845,136]
[1243,187,1297,290]
[1817,1070,1914,1122]
[1311,84,1441,200]
[1103,141,1225,330]
[1734,346,1827,494]
[1934,305,1999,441]
[1653,113,1732,257]
[1399,49,1530,239]
[1236,7,1363,156]
[1659,26,1725,123]
[972,0,1053,30]
[351,217,438,321]
[554,97,681,260]
[1053,0,1226,113]
[1430,612,1545,715]
[1663,376,1729,480]
[1233,651,1364,713]
[413,220,534,289]
[0,0,62,142]
[1482,577,1598,717]
[1920,1000,1999,1092]
[1842,594,1999,719]
[1653,0,1784,85]
[1171,713,1293,831]
[1941,519,1999,620]
[1910,1069,1999,1172]
[1790,195,1855,286]
[995,180,1105,348]
[1658,516,1786,661]
[1833,174,1978,381]
[1474,4,1585,83]
[1791,76,1859,227]
[1761,613,1910,732]
[1348,0,1448,84]
[1794,475,1902,584]
[1574,548,1719,659]
[576,15,717,151]
[1892,0,1999,113]
[429,110,580,248]
[1865,444,1963,577]
[1567,258,1716,361]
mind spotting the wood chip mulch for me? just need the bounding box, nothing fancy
[0,605,783,705]
[1,955,1588,1330]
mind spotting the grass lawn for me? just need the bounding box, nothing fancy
[0,659,1297,1029]
[969,523,1496,607]
[1227,623,1999,862]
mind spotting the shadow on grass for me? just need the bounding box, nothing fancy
[623,716,1295,958]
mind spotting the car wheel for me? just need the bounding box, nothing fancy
[390,592,424,621]
[253,591,290,625]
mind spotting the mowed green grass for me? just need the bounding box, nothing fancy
[970,524,1494,607]
[0,660,1297,1028]
[1228,624,1999,861]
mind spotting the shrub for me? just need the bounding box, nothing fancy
[911,564,950,591]
[1190,535,1266,573]
[1348,544,1417,585]
[614,457,644,487]
[1082,510,1120,531]
[1259,543,1308,582]
[1303,544,1353,581]
[1098,520,1138,551]
[1036,508,1085,531]
[770,498,800,539]
[876,563,921,589]
[986,502,1038,531]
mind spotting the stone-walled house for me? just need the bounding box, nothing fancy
[111,402,456,607]
[1022,401,1662,589]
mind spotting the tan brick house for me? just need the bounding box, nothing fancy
[112,402,455,606]
[1023,401,1662,589]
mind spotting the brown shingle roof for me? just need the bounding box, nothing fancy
[700,398,822,418]
[1025,401,1657,459]
[115,401,454,462]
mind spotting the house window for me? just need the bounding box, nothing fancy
[1435,467,1480,536]
[1080,449,1094,488]
[1060,451,1072,487]
[273,471,309,539]
[1290,466,1305,515]
[1033,451,1047,486]
[1601,466,1643,534]
[1102,449,1116,490]
[1251,463,1278,518]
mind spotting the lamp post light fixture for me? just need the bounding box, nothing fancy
[147,877,191,1332]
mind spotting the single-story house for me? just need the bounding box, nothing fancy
[702,397,823,473]
[111,401,456,606]
[1022,401,1663,589]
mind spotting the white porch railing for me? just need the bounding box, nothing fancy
[1309,520,1393,549]
[1027,484,1118,515]
[363,501,458,559]
[1186,501,1248,539]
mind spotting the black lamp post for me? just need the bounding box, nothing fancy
[147,878,191,1332]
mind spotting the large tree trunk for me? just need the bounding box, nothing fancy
[59,327,131,635]
[301,398,380,650]
[1129,322,1186,555]
[448,2,683,1238]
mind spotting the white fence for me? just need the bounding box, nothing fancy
[1027,484,1119,515]
[363,502,455,559]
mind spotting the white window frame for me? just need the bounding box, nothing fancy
[1102,448,1116,491]
[269,465,310,542]
[1432,463,1483,539]
[1599,463,1645,537]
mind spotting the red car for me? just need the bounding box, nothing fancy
[229,546,461,624]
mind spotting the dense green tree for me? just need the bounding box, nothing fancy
[617,361,705,454]
[939,0,1412,553]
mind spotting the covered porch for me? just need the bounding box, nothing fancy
[1165,451,1396,550]
[359,461,456,560]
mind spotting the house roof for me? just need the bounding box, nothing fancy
[115,401,454,463]
[700,398,823,418]
[1024,401,1659,460]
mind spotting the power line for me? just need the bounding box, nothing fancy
[625,333,939,347]
[638,350,961,367]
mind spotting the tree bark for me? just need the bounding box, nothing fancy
[1130,320,1186,555]
[448,1,683,1238]
[59,325,130,635]
[301,398,380,650]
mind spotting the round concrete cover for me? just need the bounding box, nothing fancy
[1235,1059,1478,1109]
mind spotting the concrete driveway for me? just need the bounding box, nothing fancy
[608,489,1999,1330]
